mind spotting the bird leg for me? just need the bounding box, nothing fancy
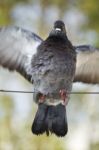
[38,93,46,103]
[59,89,68,105]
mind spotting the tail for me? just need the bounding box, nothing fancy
[31,103,68,137]
[46,104,68,137]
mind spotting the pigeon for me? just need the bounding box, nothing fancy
[0,20,99,137]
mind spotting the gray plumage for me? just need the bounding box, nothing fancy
[0,26,42,82]
[31,22,76,136]
[0,20,99,136]
[74,45,99,83]
[31,30,76,104]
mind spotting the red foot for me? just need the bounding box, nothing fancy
[59,89,68,105]
[38,93,46,103]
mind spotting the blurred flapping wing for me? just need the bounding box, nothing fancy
[0,26,43,83]
[74,45,99,84]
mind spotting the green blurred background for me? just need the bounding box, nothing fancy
[0,0,99,150]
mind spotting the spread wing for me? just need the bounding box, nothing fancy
[0,26,43,83]
[74,45,99,84]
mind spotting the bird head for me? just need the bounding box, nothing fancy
[54,20,66,33]
[49,20,66,38]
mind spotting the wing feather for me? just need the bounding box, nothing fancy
[0,26,43,83]
[74,45,99,84]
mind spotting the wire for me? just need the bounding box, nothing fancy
[0,89,33,93]
[0,89,99,94]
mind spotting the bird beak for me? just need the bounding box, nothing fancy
[55,28,61,31]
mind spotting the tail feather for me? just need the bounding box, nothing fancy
[45,105,55,133]
[31,103,48,135]
[32,103,68,137]
[46,104,68,137]
[52,104,68,136]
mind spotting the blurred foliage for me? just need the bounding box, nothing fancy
[0,0,29,25]
[79,0,99,32]
[0,0,99,32]
[40,0,68,17]
[91,143,99,150]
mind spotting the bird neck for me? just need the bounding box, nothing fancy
[49,30,67,40]
[47,33,68,44]
[46,33,72,48]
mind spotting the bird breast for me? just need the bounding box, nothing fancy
[31,43,76,102]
